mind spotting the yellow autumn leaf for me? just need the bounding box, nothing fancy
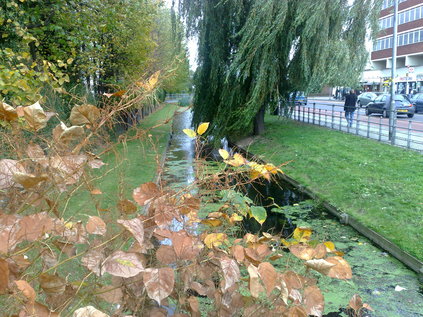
[197,122,210,135]
[324,241,336,252]
[203,233,228,248]
[183,129,197,138]
[219,149,230,160]
[293,227,313,242]
[229,214,243,224]
[225,153,246,167]
[201,218,222,227]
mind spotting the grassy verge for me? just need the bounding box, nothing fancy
[62,103,178,219]
[248,116,423,260]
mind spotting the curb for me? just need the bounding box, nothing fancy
[231,142,423,279]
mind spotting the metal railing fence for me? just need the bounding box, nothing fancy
[290,103,423,153]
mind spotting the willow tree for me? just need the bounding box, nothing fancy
[178,0,381,139]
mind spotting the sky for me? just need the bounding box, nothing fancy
[163,0,198,70]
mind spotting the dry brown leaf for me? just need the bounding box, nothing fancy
[23,101,49,131]
[96,286,123,304]
[86,216,107,236]
[103,251,144,278]
[26,143,45,159]
[39,273,66,296]
[156,245,177,265]
[187,296,200,317]
[304,285,324,317]
[172,230,202,261]
[16,213,54,242]
[258,262,277,296]
[0,259,9,294]
[73,306,109,317]
[53,240,76,257]
[0,101,18,121]
[143,267,174,304]
[13,172,48,189]
[289,244,317,261]
[53,122,85,144]
[69,104,100,126]
[117,218,144,247]
[231,245,245,263]
[247,264,265,298]
[219,256,240,292]
[325,256,352,280]
[15,280,36,303]
[22,301,60,317]
[117,199,137,214]
[287,306,308,317]
[305,259,336,276]
[348,294,363,312]
[81,249,105,276]
[132,182,161,206]
[313,243,327,259]
[0,159,26,190]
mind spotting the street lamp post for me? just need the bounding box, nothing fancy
[389,0,398,142]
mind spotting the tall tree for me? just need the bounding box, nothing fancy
[179,0,382,139]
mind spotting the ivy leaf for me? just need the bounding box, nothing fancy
[250,206,267,224]
[196,122,209,135]
[183,128,197,138]
[103,251,144,278]
[143,267,174,304]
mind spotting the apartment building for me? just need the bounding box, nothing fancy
[362,0,423,93]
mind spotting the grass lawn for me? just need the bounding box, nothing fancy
[248,116,423,260]
[62,103,178,220]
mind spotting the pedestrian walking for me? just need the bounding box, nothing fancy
[344,89,357,127]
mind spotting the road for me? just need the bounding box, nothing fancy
[293,98,423,152]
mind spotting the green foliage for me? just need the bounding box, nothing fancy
[1,0,190,107]
[179,0,383,139]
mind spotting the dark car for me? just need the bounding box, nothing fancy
[366,94,415,118]
[409,93,423,113]
[357,92,382,107]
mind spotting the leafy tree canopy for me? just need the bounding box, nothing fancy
[178,0,382,139]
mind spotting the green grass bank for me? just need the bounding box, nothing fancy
[248,116,423,260]
[63,103,178,219]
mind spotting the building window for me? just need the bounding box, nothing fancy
[373,28,423,51]
[379,5,423,30]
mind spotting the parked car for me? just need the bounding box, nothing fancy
[409,93,423,113]
[357,92,382,108]
[366,94,415,118]
[289,92,308,105]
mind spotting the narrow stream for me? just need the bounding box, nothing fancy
[160,110,423,316]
